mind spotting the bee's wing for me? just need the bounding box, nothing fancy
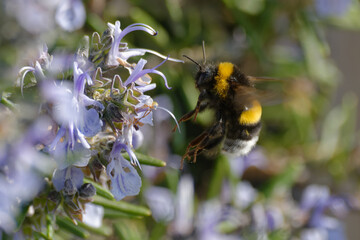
[247,76,281,83]
[233,84,281,110]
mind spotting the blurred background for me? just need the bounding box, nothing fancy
[1,0,360,239]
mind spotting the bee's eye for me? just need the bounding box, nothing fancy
[197,72,209,86]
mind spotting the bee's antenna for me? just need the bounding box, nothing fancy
[183,55,202,70]
[202,40,206,65]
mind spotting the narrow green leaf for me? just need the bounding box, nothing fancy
[53,233,67,240]
[261,161,303,197]
[86,13,107,33]
[83,178,114,200]
[93,195,151,217]
[114,219,147,240]
[46,214,54,240]
[103,208,144,219]
[207,154,230,199]
[216,220,240,234]
[15,203,30,231]
[55,216,90,239]
[149,222,168,240]
[122,152,166,167]
[33,231,51,240]
[1,92,16,111]
[77,221,112,237]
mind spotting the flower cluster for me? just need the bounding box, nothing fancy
[2,20,181,234]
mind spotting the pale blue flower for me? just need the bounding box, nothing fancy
[300,184,350,239]
[301,228,327,240]
[145,187,175,222]
[104,57,179,201]
[234,181,257,210]
[18,45,52,95]
[43,81,95,169]
[265,206,284,231]
[5,0,58,34]
[196,201,241,240]
[106,139,141,200]
[229,147,267,177]
[0,119,55,233]
[55,0,86,31]
[83,203,104,228]
[51,138,91,169]
[251,203,268,233]
[106,21,183,67]
[301,224,347,240]
[52,166,84,192]
[43,61,103,169]
[132,130,144,150]
[173,175,194,235]
[5,0,86,33]
[315,0,351,17]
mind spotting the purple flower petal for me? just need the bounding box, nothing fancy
[48,126,66,151]
[136,83,157,92]
[52,166,84,191]
[106,158,142,201]
[124,59,148,86]
[132,130,144,150]
[315,0,351,17]
[52,140,91,170]
[52,168,67,191]
[173,175,194,235]
[300,185,330,211]
[79,108,103,137]
[234,181,257,210]
[125,58,171,89]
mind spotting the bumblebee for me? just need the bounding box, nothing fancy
[176,43,269,168]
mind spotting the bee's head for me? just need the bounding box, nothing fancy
[194,65,216,90]
[183,41,214,91]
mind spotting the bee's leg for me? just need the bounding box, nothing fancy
[173,90,209,132]
[181,119,225,168]
[180,132,208,169]
[172,103,208,132]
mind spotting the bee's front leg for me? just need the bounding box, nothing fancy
[173,90,209,132]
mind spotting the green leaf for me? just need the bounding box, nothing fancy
[77,220,112,237]
[33,231,51,240]
[93,195,151,217]
[261,161,303,197]
[114,219,147,240]
[149,222,167,240]
[296,14,339,85]
[15,203,30,231]
[83,178,114,200]
[234,0,264,15]
[55,216,90,239]
[1,92,16,111]
[86,13,107,33]
[122,152,166,167]
[46,214,54,240]
[103,208,144,219]
[207,154,230,199]
[216,220,240,234]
